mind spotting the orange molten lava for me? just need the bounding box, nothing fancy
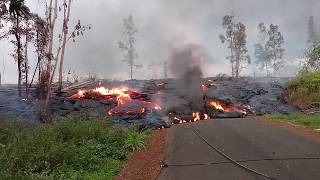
[78,90,86,98]
[193,112,201,122]
[117,93,131,105]
[154,104,162,110]
[210,101,225,111]
[93,87,128,96]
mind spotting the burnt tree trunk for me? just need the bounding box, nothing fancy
[58,0,72,92]
[14,17,22,96]
[24,31,30,97]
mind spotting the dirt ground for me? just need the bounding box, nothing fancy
[116,128,168,180]
[256,116,320,141]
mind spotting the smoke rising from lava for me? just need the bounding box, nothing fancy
[169,43,206,110]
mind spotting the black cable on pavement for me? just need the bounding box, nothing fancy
[190,124,277,180]
[164,157,320,167]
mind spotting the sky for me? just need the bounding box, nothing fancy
[0,0,320,83]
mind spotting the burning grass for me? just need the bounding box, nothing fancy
[265,114,320,129]
[0,113,152,179]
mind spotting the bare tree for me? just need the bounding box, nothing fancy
[220,13,250,78]
[118,15,141,80]
[58,0,72,92]
[43,0,90,119]
[30,14,48,97]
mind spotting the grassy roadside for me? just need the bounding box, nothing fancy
[0,113,152,179]
[286,71,320,108]
[265,114,320,129]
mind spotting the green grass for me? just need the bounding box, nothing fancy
[286,71,320,108]
[0,113,152,180]
[265,114,320,129]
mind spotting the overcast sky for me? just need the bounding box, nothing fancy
[0,0,320,83]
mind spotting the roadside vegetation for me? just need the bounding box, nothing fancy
[265,114,320,129]
[286,71,320,108]
[0,114,152,179]
[286,40,320,108]
[279,42,320,129]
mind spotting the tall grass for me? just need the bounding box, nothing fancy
[265,114,320,129]
[0,114,151,179]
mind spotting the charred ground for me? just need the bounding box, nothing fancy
[0,76,300,128]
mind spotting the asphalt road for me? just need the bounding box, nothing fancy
[158,118,320,180]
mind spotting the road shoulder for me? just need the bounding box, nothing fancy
[116,129,169,180]
[255,116,320,142]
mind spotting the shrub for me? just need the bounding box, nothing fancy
[287,71,320,108]
[124,127,151,151]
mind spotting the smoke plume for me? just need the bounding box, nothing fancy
[169,43,206,110]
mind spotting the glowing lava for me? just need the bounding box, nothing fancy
[192,112,201,122]
[210,100,225,111]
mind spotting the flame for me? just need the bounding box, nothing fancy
[204,114,209,120]
[192,112,201,122]
[93,87,128,96]
[202,84,208,91]
[154,104,162,110]
[78,90,86,98]
[210,101,224,111]
[117,93,131,105]
[74,86,132,104]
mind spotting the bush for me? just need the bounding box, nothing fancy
[287,71,320,108]
[125,127,152,151]
[0,114,151,179]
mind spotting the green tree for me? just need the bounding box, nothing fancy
[266,24,285,75]
[254,23,285,76]
[305,44,320,71]
[8,0,30,95]
[220,13,250,78]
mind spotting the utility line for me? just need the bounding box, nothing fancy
[164,157,320,167]
[189,124,277,180]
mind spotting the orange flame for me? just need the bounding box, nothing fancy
[93,87,128,96]
[204,114,209,120]
[210,101,224,111]
[154,104,162,110]
[117,93,131,105]
[78,90,86,98]
[192,112,201,122]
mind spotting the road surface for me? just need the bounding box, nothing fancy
[158,118,320,180]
